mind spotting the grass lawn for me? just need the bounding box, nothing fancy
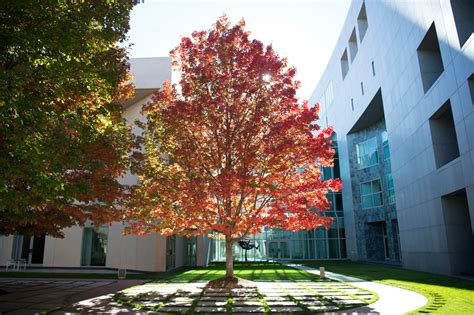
[0,262,319,282]
[158,262,321,282]
[302,260,474,314]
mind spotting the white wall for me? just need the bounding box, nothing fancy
[0,236,14,265]
[42,226,83,267]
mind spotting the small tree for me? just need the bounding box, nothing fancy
[0,0,135,237]
[128,16,341,279]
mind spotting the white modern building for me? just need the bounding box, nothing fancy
[0,57,210,273]
[310,0,473,275]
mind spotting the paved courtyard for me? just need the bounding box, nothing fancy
[68,279,375,313]
[0,278,145,314]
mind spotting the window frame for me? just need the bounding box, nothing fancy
[360,178,384,209]
[387,173,396,205]
[381,130,390,161]
[356,136,379,169]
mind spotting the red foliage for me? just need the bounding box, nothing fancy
[127,16,341,244]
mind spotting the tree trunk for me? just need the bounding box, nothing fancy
[225,236,234,278]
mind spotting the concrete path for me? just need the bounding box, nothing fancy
[287,264,428,315]
[0,278,146,314]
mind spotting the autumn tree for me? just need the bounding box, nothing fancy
[0,0,135,237]
[128,16,341,280]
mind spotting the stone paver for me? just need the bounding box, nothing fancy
[64,277,377,314]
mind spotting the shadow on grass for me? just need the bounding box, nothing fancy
[0,262,318,283]
[152,262,321,283]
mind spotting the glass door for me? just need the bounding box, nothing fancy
[12,235,45,265]
[166,236,176,271]
[279,241,290,259]
[184,237,197,266]
[268,241,279,259]
[267,240,291,260]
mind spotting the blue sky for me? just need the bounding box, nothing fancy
[127,0,351,100]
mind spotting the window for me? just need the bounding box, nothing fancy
[341,49,349,79]
[382,130,390,161]
[361,81,365,95]
[387,173,396,205]
[429,100,460,168]
[357,2,368,42]
[81,226,108,266]
[417,23,444,93]
[450,0,474,48]
[335,193,343,211]
[371,61,376,76]
[361,179,383,209]
[349,28,358,62]
[322,166,333,180]
[356,137,378,169]
[351,98,354,111]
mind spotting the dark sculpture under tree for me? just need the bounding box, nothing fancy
[238,239,260,263]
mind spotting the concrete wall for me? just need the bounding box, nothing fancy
[0,236,14,265]
[310,0,473,275]
[106,222,167,272]
[196,235,210,267]
[43,226,83,267]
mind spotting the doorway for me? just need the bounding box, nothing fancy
[12,235,45,265]
[267,240,290,260]
[166,236,176,271]
[184,236,197,266]
[442,189,474,275]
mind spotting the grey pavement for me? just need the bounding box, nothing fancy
[287,263,428,315]
[0,278,146,314]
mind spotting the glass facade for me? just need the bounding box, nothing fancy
[209,138,346,262]
[210,217,346,262]
[81,226,108,266]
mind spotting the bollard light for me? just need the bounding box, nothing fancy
[319,267,325,279]
[118,268,127,280]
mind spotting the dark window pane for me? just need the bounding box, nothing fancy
[329,239,340,258]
